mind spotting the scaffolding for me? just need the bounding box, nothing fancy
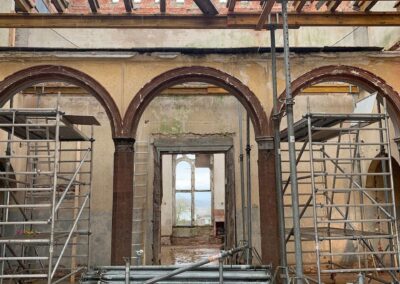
[280,98,400,282]
[0,107,98,283]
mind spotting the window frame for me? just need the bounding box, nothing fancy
[173,153,214,227]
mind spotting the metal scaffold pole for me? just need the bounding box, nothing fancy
[270,25,288,278]
[281,0,304,282]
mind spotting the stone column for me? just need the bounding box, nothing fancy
[111,137,135,265]
[256,136,280,268]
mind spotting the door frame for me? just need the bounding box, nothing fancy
[152,135,236,264]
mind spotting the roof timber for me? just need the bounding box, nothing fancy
[256,0,276,30]
[88,0,100,13]
[193,0,219,15]
[0,13,399,29]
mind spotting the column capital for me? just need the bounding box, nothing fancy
[113,137,135,152]
[255,136,274,150]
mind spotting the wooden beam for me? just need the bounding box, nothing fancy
[21,85,360,96]
[388,40,400,51]
[227,0,237,12]
[123,0,133,12]
[88,0,100,13]
[293,0,308,12]
[160,0,166,13]
[0,12,399,29]
[14,0,35,12]
[51,0,69,13]
[359,0,378,11]
[193,0,218,15]
[395,0,400,8]
[256,0,275,30]
[326,0,342,12]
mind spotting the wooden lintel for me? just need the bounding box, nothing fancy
[256,0,276,30]
[21,85,360,96]
[15,0,35,12]
[326,0,342,12]
[227,0,237,12]
[88,0,100,13]
[0,12,399,29]
[293,0,308,12]
[193,0,219,16]
[160,0,166,13]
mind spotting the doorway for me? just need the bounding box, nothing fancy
[151,135,236,265]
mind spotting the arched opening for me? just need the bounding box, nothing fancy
[0,65,122,273]
[271,65,400,281]
[122,66,279,267]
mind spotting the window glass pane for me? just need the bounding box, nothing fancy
[195,167,210,190]
[176,161,191,190]
[194,192,212,226]
[175,193,192,226]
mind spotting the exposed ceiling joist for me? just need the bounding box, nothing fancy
[51,0,69,13]
[160,0,166,13]
[326,0,343,12]
[227,0,237,12]
[359,0,378,11]
[256,0,276,30]
[88,0,100,13]
[0,12,399,29]
[193,0,219,15]
[123,0,134,12]
[293,0,308,12]
[15,0,35,12]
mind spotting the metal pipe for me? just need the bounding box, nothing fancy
[124,257,130,284]
[238,103,246,243]
[219,257,223,283]
[143,246,247,284]
[245,115,252,264]
[51,195,90,278]
[282,0,303,282]
[270,25,287,275]
[55,149,91,212]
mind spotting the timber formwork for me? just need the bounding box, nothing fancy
[0,108,97,283]
[280,99,400,282]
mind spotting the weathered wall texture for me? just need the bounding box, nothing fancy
[0,50,399,267]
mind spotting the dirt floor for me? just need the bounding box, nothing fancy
[161,244,222,265]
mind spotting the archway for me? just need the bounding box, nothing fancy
[119,66,279,267]
[0,65,123,266]
[0,65,123,137]
[269,65,400,135]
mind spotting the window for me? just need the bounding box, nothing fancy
[174,154,212,226]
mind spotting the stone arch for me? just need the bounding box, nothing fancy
[0,65,123,137]
[269,65,400,136]
[123,66,269,139]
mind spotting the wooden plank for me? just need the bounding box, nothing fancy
[256,0,275,30]
[160,0,166,13]
[14,0,35,12]
[359,0,378,11]
[123,0,133,12]
[227,0,237,12]
[0,12,399,29]
[193,0,218,15]
[88,0,100,13]
[293,0,308,12]
[326,0,342,12]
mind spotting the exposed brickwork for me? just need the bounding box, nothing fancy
[58,0,354,15]
[67,0,262,14]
